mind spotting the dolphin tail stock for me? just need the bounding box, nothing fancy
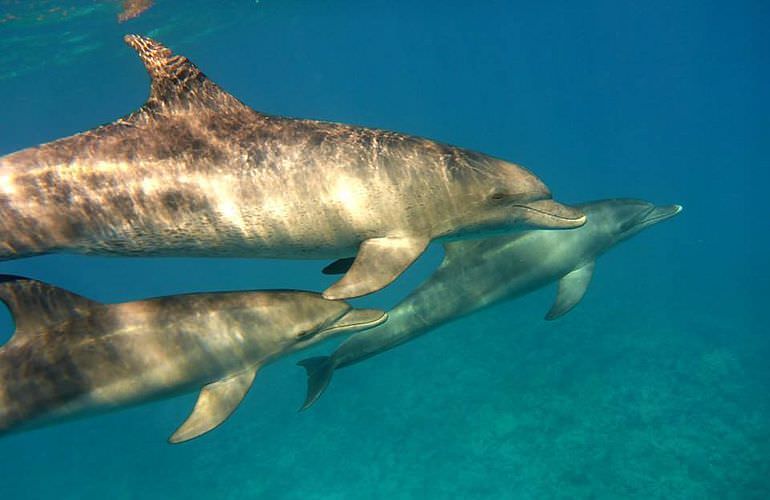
[296,356,336,411]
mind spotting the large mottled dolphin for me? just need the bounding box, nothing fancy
[0,275,386,442]
[0,35,585,300]
[298,199,682,408]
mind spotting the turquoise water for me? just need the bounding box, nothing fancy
[0,1,767,498]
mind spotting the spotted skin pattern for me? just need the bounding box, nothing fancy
[0,36,584,298]
[0,276,386,440]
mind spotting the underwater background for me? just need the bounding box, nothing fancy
[0,0,767,498]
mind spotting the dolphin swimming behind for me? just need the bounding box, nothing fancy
[0,275,386,442]
[298,199,682,409]
[0,35,585,300]
[118,0,154,22]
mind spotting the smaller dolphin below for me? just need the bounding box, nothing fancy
[298,199,682,409]
[0,276,386,443]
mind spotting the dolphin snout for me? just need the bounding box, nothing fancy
[643,204,683,225]
[515,199,587,229]
[320,309,388,336]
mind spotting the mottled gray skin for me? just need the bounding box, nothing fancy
[299,199,681,408]
[0,35,584,299]
[0,277,385,441]
[118,0,154,22]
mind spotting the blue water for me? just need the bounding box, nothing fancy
[0,1,767,498]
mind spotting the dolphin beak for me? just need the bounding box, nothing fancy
[643,204,683,225]
[320,309,388,335]
[514,199,587,229]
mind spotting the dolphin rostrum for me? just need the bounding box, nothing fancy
[0,35,585,300]
[0,275,386,442]
[298,199,682,408]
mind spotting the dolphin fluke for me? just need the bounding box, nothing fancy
[297,357,335,411]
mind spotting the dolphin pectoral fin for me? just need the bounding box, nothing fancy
[322,257,356,275]
[322,236,430,300]
[168,367,258,444]
[297,356,336,411]
[545,261,596,320]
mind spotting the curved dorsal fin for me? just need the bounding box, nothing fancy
[0,275,98,335]
[442,240,485,265]
[123,34,239,110]
[442,232,532,267]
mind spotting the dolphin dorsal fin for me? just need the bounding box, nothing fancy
[0,275,97,334]
[123,34,242,111]
[441,240,488,265]
[442,233,528,267]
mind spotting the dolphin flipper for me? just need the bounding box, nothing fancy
[323,236,429,300]
[297,357,335,411]
[545,261,595,320]
[169,367,258,444]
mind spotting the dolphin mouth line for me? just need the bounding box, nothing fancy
[512,203,586,221]
[320,309,388,335]
[641,204,683,224]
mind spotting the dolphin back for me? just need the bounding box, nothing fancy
[0,275,98,344]
[0,275,103,433]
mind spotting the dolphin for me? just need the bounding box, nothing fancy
[0,275,386,443]
[298,199,682,409]
[0,35,585,300]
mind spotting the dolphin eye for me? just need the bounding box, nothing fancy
[489,192,509,202]
[296,329,313,339]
